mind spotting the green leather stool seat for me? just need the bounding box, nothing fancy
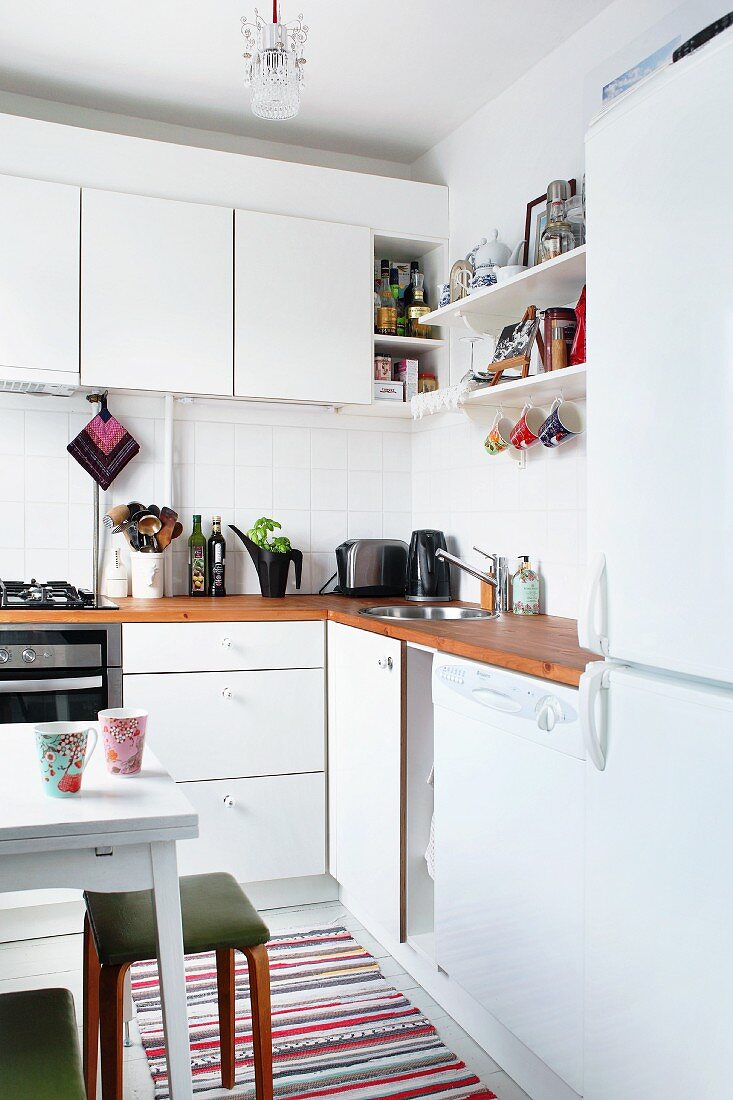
[0,987,86,1100]
[84,872,270,967]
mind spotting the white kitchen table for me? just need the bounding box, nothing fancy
[0,723,199,1100]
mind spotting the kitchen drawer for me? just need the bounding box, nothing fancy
[122,621,324,674]
[124,668,324,782]
[176,773,326,883]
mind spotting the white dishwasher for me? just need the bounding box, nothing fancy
[433,655,584,1095]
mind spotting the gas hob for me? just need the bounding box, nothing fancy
[0,579,116,611]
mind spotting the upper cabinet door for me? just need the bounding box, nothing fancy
[0,174,80,377]
[234,210,372,405]
[81,189,233,396]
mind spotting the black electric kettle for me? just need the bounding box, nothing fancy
[405,529,452,602]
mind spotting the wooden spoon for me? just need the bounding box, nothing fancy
[157,507,179,550]
[171,521,183,541]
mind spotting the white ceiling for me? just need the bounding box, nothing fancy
[0,1,616,164]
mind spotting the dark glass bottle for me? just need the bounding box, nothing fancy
[402,260,421,313]
[208,515,226,597]
[188,515,207,597]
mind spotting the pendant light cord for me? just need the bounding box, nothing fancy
[272,0,278,22]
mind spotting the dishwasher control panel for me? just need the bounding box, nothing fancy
[434,660,578,725]
[433,656,583,759]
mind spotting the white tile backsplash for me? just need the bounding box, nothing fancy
[411,410,587,618]
[234,424,273,468]
[348,430,382,471]
[0,392,585,611]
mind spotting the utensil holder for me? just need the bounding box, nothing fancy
[129,552,165,599]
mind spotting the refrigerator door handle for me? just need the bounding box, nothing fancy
[578,552,609,655]
[579,661,616,771]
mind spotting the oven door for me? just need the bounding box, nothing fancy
[0,667,121,724]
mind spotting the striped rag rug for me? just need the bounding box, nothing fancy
[131,924,496,1100]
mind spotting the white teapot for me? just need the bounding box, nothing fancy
[472,229,525,269]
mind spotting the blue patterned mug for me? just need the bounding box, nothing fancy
[34,722,98,797]
[539,399,585,448]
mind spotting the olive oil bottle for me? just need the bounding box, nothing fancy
[188,515,207,597]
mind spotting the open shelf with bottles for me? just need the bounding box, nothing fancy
[358,231,450,415]
[421,245,586,337]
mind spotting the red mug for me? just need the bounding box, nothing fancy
[510,405,547,450]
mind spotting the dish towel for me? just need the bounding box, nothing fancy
[425,764,436,880]
[67,395,140,490]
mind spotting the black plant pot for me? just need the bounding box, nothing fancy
[229,526,303,598]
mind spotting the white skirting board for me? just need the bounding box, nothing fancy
[0,874,338,943]
[339,887,580,1100]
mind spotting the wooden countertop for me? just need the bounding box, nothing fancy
[0,595,595,687]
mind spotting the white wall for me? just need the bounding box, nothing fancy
[408,0,686,616]
[0,392,412,597]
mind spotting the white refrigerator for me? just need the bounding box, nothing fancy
[579,31,733,1100]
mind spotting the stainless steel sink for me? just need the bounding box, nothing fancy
[359,605,499,622]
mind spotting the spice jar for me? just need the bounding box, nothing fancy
[542,308,576,372]
[418,373,438,394]
[374,354,392,380]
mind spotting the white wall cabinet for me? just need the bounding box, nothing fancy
[81,188,233,396]
[328,622,404,939]
[234,210,372,405]
[0,173,80,379]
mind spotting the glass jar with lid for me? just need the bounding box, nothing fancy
[540,180,575,262]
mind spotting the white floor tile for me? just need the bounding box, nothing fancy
[485,1069,534,1100]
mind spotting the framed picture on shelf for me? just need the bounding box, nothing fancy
[523,179,576,268]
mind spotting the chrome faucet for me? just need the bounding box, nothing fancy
[435,547,494,585]
[435,547,509,613]
[474,548,510,613]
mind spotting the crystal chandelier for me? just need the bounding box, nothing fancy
[241,2,308,121]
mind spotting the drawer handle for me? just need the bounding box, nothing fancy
[223,795,235,808]
[221,636,232,649]
[378,656,393,670]
[222,687,234,700]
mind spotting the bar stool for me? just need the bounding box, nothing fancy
[82,872,273,1100]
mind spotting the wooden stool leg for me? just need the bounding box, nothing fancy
[216,948,236,1090]
[243,945,273,1100]
[99,962,129,1100]
[83,914,101,1100]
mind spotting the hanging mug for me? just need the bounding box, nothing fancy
[510,403,547,450]
[484,411,514,455]
[539,398,585,448]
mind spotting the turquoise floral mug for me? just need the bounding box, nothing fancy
[34,722,98,797]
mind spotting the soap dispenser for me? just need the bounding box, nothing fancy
[512,555,540,615]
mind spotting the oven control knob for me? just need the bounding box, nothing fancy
[22,648,37,664]
[0,648,10,664]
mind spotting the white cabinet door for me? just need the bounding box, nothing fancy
[234,210,372,405]
[123,668,325,782]
[81,188,233,395]
[328,622,404,939]
[177,773,326,883]
[0,174,79,378]
[584,665,733,1100]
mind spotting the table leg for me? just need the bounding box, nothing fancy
[149,840,193,1100]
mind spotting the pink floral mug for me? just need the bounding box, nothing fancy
[99,708,148,777]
